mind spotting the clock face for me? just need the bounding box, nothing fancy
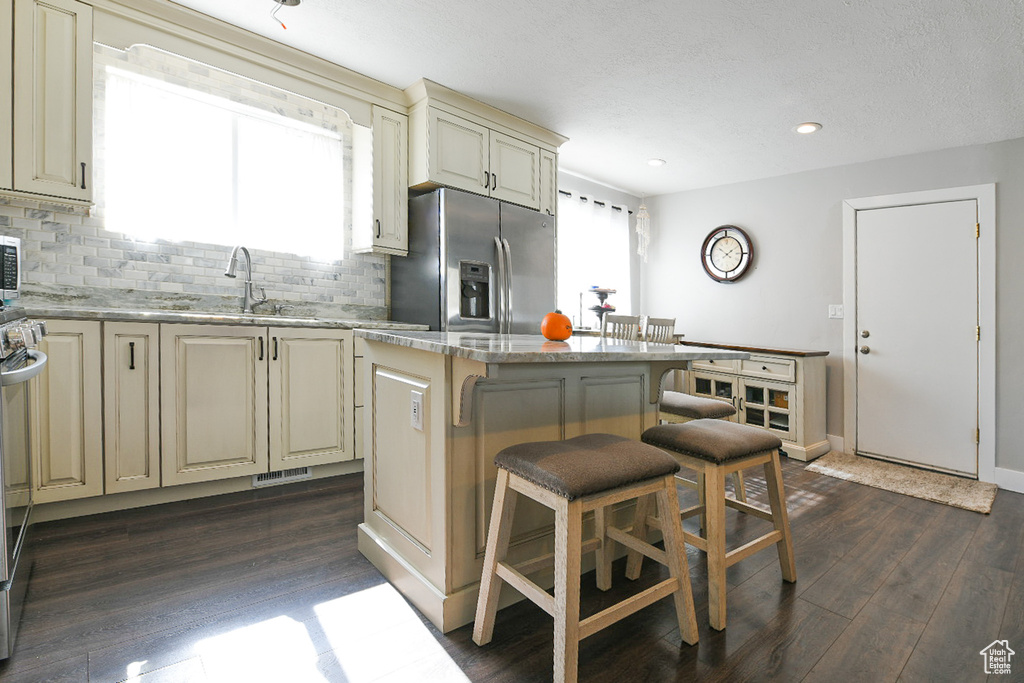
[701,226,753,282]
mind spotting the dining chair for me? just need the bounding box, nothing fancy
[602,314,641,341]
[644,317,676,343]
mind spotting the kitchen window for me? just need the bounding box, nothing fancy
[556,193,632,326]
[100,47,349,260]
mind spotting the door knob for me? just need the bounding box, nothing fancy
[861,330,870,338]
[859,345,870,354]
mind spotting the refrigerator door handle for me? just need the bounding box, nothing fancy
[502,237,514,332]
[494,236,507,333]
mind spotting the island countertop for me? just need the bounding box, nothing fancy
[355,330,749,364]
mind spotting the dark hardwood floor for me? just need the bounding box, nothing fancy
[1,459,1021,682]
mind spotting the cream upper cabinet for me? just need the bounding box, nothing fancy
[539,149,557,217]
[104,322,160,494]
[12,0,93,202]
[406,80,566,211]
[161,324,270,486]
[488,130,540,208]
[269,327,354,469]
[353,106,409,256]
[426,107,490,195]
[30,319,102,503]
[0,0,13,191]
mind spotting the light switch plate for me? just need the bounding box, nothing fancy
[828,304,844,319]
[411,391,424,431]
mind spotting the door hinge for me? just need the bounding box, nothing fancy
[976,326,981,341]
[976,428,981,444]
[976,222,980,238]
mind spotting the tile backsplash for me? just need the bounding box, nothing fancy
[0,44,388,319]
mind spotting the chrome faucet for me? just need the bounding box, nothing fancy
[224,246,268,314]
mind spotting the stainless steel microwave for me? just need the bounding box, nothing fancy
[1,237,20,302]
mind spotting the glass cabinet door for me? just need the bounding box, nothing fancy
[689,372,737,408]
[740,378,794,439]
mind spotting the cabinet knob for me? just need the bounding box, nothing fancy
[859,345,870,354]
[861,330,870,338]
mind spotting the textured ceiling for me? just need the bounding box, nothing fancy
[169,0,1024,197]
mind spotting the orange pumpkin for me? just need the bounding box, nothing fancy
[541,310,572,341]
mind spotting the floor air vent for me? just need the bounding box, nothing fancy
[253,467,312,488]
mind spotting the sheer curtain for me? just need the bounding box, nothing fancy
[103,67,345,259]
[556,194,631,328]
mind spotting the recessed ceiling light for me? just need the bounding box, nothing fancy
[794,122,822,134]
[647,158,667,167]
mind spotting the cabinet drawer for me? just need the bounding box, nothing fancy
[741,356,795,382]
[692,358,739,374]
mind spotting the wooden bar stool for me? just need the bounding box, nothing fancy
[473,433,699,683]
[627,419,796,631]
[659,390,748,503]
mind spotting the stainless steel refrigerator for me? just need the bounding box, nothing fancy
[391,189,555,334]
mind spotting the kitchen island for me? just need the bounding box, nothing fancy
[354,330,747,632]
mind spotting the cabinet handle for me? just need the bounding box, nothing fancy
[762,365,768,371]
[273,337,278,361]
[708,359,714,364]
[258,336,264,361]
[738,397,744,410]
[375,219,381,239]
[128,341,135,370]
[491,173,497,191]
[484,171,490,188]
[80,162,87,190]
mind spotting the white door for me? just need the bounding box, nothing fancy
[855,200,978,475]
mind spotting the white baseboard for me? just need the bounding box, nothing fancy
[827,434,844,453]
[994,467,1024,494]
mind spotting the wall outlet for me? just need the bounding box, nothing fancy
[828,304,844,319]
[410,391,424,431]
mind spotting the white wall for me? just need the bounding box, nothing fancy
[644,136,1024,474]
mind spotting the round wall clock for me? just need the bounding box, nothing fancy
[701,225,754,283]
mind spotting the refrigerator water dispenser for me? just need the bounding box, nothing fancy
[459,261,491,320]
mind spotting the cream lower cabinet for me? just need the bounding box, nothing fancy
[269,327,353,469]
[161,324,354,487]
[30,319,103,503]
[161,325,270,486]
[103,322,160,493]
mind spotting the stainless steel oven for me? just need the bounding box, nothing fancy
[0,311,47,660]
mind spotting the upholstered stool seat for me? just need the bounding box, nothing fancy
[474,434,699,683]
[626,419,796,631]
[659,390,738,421]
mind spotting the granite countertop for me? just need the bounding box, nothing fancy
[25,307,429,331]
[355,330,749,364]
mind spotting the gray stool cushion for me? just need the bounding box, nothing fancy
[642,419,783,464]
[660,391,737,419]
[494,433,681,501]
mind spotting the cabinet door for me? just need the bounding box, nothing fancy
[0,0,12,191]
[426,107,489,194]
[739,378,795,441]
[539,149,557,217]
[161,324,269,486]
[30,319,102,502]
[268,328,353,469]
[13,0,92,202]
[103,322,160,494]
[688,370,738,408]
[371,105,409,255]
[489,131,540,209]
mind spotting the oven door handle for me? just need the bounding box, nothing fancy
[1,350,48,386]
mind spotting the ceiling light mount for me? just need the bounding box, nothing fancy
[794,122,822,134]
[270,0,299,30]
[647,158,667,167]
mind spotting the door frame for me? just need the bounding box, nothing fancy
[842,184,995,483]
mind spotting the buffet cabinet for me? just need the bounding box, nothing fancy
[28,320,356,504]
[682,344,830,461]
